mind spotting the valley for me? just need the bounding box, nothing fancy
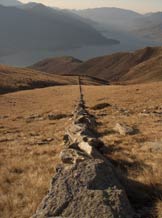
[0,1,162,217]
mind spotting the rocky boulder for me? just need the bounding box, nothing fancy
[32,159,133,218]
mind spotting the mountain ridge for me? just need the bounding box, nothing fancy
[31,46,162,84]
[0,4,119,57]
[74,7,162,42]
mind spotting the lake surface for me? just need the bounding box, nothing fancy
[0,31,160,67]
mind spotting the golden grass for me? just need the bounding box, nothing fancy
[84,82,162,217]
[0,64,107,94]
[1,82,162,217]
[0,86,79,218]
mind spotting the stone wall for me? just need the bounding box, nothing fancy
[32,77,133,218]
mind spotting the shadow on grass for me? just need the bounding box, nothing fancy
[108,157,162,218]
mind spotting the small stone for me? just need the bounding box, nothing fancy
[114,123,135,136]
[60,149,85,164]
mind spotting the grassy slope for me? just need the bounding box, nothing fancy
[30,56,82,75]
[30,46,162,84]
[0,64,108,94]
[73,46,162,83]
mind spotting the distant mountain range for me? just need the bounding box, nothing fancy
[0,3,118,57]
[74,7,142,29]
[0,0,22,6]
[31,46,162,84]
[74,8,162,42]
[0,2,161,66]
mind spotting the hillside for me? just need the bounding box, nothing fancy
[30,56,82,75]
[122,55,162,83]
[0,4,118,57]
[0,65,108,94]
[72,46,162,82]
[31,46,162,84]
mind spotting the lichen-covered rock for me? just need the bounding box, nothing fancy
[32,159,133,218]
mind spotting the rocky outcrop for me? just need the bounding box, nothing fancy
[32,78,134,218]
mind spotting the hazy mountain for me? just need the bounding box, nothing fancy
[0,4,118,57]
[31,46,162,84]
[0,0,22,6]
[74,7,142,29]
[144,12,162,25]
[132,12,162,42]
[74,7,162,43]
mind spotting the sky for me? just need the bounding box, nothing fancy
[20,0,162,13]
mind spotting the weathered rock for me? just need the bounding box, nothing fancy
[114,123,135,136]
[60,149,87,164]
[74,114,96,129]
[32,159,133,218]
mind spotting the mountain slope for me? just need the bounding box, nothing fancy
[0,65,108,94]
[74,8,162,43]
[30,56,82,75]
[31,46,162,84]
[74,7,142,29]
[122,55,162,83]
[0,4,118,57]
[73,46,162,83]
[0,0,22,6]
[133,12,162,42]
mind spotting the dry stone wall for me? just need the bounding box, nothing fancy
[32,77,134,218]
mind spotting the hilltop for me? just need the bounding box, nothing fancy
[30,56,82,75]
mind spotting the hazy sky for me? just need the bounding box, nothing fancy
[20,0,162,13]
